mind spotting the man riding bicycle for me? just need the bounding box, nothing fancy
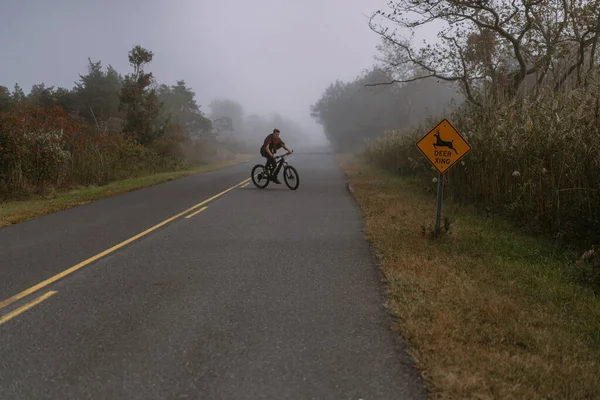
[260,128,293,184]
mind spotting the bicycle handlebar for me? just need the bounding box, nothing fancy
[275,152,293,159]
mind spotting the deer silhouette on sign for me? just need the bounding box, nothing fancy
[433,129,458,154]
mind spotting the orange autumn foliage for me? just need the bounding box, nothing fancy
[0,103,178,198]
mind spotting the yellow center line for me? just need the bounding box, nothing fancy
[0,177,252,310]
[0,291,57,326]
[240,182,249,188]
[185,206,208,219]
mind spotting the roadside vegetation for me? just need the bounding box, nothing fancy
[0,45,308,223]
[311,0,600,278]
[0,160,246,228]
[314,0,600,397]
[342,160,600,399]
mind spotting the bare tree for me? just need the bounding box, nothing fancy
[367,0,599,104]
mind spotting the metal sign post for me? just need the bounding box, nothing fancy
[435,173,444,236]
[415,119,471,236]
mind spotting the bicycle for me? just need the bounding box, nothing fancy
[251,152,299,190]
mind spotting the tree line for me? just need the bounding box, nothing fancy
[1,46,215,145]
[0,45,306,199]
[310,65,464,153]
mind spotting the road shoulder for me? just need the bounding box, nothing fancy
[0,157,251,228]
[338,156,600,399]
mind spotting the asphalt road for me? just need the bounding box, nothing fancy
[0,151,428,399]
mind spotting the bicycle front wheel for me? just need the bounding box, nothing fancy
[283,165,299,190]
[251,164,270,189]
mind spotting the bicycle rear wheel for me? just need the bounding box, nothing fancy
[251,164,270,189]
[283,166,299,190]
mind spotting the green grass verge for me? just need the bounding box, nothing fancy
[0,158,251,228]
[340,157,600,399]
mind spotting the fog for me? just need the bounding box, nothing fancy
[0,0,419,147]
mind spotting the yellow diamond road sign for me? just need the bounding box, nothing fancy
[416,119,471,174]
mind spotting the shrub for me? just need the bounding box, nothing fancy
[365,84,600,248]
[0,104,77,195]
[0,104,186,199]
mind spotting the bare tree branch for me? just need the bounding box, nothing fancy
[556,33,598,90]
[368,0,543,98]
[587,7,600,77]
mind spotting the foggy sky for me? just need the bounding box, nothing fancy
[1,0,410,141]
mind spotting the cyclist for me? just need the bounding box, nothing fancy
[260,128,293,184]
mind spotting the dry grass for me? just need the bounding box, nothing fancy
[340,157,600,400]
[0,157,251,228]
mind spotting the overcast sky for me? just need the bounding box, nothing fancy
[0,0,426,141]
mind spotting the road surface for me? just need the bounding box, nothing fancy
[0,151,428,399]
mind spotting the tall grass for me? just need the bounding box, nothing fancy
[365,81,600,249]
